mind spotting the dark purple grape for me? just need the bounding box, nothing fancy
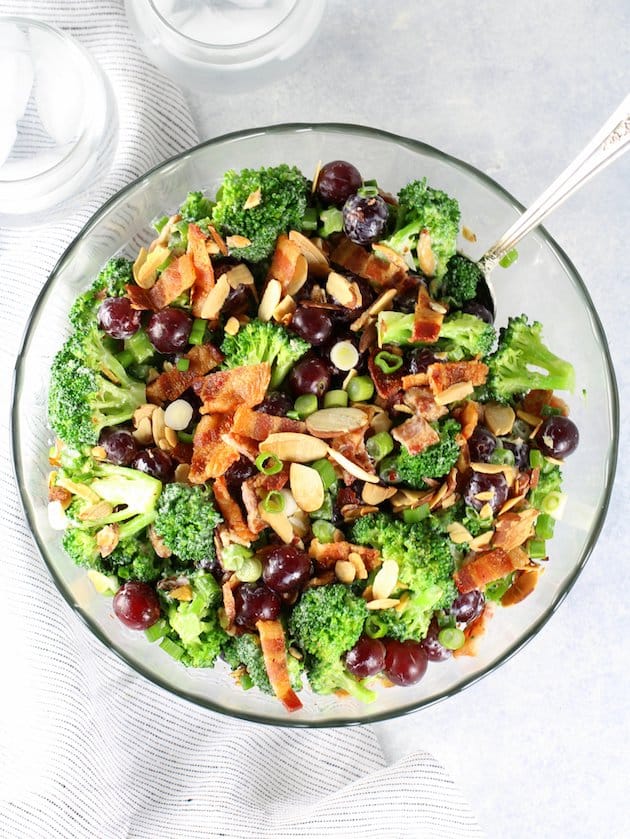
[146,308,192,354]
[342,193,389,245]
[451,590,485,625]
[223,283,251,318]
[463,471,508,515]
[290,306,333,346]
[257,392,293,417]
[98,297,141,339]
[383,639,428,686]
[131,448,174,482]
[537,416,579,459]
[408,348,439,375]
[345,636,386,678]
[502,438,530,470]
[326,277,376,323]
[420,620,452,662]
[468,426,497,463]
[462,301,494,324]
[99,427,139,466]
[262,545,312,595]
[113,582,160,630]
[289,354,332,396]
[317,160,362,207]
[224,456,258,496]
[233,584,281,629]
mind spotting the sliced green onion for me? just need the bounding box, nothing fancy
[529,449,544,469]
[286,410,301,420]
[255,452,283,475]
[366,431,394,462]
[145,619,169,643]
[363,178,379,188]
[294,393,318,419]
[535,512,555,540]
[489,447,515,466]
[318,206,344,238]
[312,520,337,544]
[178,430,194,444]
[313,493,334,521]
[402,504,430,524]
[153,214,169,233]
[374,350,403,374]
[330,341,359,372]
[262,490,285,514]
[188,317,207,345]
[499,248,519,268]
[236,557,263,583]
[159,637,184,660]
[540,490,567,519]
[239,673,254,691]
[311,458,337,490]
[125,328,154,364]
[347,375,374,403]
[176,357,190,372]
[438,627,466,650]
[114,349,134,368]
[358,184,379,198]
[364,615,388,639]
[378,455,401,485]
[484,573,515,602]
[323,389,349,408]
[528,539,547,559]
[301,206,319,231]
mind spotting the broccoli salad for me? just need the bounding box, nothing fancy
[47,159,579,712]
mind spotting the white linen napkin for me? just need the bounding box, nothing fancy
[0,3,482,837]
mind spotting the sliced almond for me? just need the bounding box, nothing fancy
[151,407,167,446]
[174,463,191,484]
[446,522,474,544]
[133,416,154,446]
[371,243,410,272]
[225,263,255,288]
[289,230,330,277]
[164,426,178,449]
[170,584,194,602]
[484,402,515,436]
[475,490,495,501]
[259,432,328,462]
[132,246,148,285]
[326,271,361,308]
[286,254,309,296]
[434,380,474,405]
[334,560,356,584]
[311,159,322,193]
[96,524,120,557]
[200,274,230,320]
[259,507,293,543]
[326,446,379,484]
[305,407,368,438]
[289,463,325,513]
[134,403,158,425]
[148,525,173,558]
[348,552,368,580]
[258,279,282,322]
[226,234,252,249]
[417,230,436,276]
[273,294,296,324]
[243,189,261,210]
[479,502,493,519]
[91,446,107,461]
[366,598,400,611]
[471,461,517,486]
[372,559,399,600]
[136,245,171,289]
[351,287,398,332]
[469,530,494,551]
[55,477,100,504]
[361,483,397,505]
[78,500,114,522]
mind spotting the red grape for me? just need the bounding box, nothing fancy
[234,584,281,629]
[317,160,362,206]
[225,456,258,496]
[420,620,452,662]
[99,427,139,466]
[289,354,332,396]
[131,448,174,481]
[223,283,251,317]
[468,426,497,463]
[463,471,508,514]
[262,545,312,595]
[113,581,160,630]
[345,636,386,678]
[146,308,192,353]
[257,392,293,416]
[451,590,485,625]
[408,348,439,375]
[342,193,389,245]
[462,301,494,324]
[537,416,579,459]
[98,297,141,339]
[383,639,428,686]
[290,306,333,346]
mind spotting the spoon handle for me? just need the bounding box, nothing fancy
[480,93,630,272]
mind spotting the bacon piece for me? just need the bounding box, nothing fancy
[170,441,193,464]
[212,476,257,544]
[186,343,223,374]
[221,432,259,462]
[232,405,306,441]
[187,224,215,317]
[222,579,237,628]
[403,386,448,422]
[520,389,569,418]
[329,427,374,486]
[256,620,303,712]
[410,285,443,343]
[127,253,196,311]
[392,414,440,455]
[427,360,489,395]
[147,346,222,405]
[267,234,302,293]
[189,414,239,483]
[368,349,404,404]
[401,372,429,390]
[331,237,407,289]
[195,363,271,414]
[241,481,268,535]
[492,508,539,552]
[501,567,542,606]
[308,539,381,572]
[248,468,290,494]
[452,399,481,440]
[454,546,531,593]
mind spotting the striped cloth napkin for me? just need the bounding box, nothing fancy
[0,3,482,837]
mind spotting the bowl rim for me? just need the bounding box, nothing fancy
[11,121,620,727]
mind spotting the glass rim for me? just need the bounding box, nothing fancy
[11,122,620,727]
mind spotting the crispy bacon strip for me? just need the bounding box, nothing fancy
[267,234,302,293]
[427,360,489,395]
[232,405,306,441]
[401,372,429,390]
[331,237,407,289]
[454,546,531,593]
[329,427,374,485]
[402,386,447,422]
[221,432,259,462]
[212,477,257,544]
[188,224,216,317]
[195,363,271,414]
[453,399,481,440]
[492,508,539,552]
[189,414,239,483]
[255,620,303,712]
[410,284,443,343]
[127,252,196,311]
[222,580,236,628]
[308,539,381,572]
[241,480,268,535]
[520,389,569,418]
[146,345,222,405]
[391,414,440,455]
[368,349,404,404]
[186,343,223,374]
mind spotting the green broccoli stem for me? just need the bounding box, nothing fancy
[336,668,377,704]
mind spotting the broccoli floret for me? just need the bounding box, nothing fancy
[109,538,165,582]
[153,483,222,568]
[48,323,146,448]
[211,164,309,263]
[62,527,104,571]
[220,318,309,389]
[393,419,461,488]
[437,312,496,360]
[441,254,484,308]
[379,178,460,280]
[68,257,133,330]
[167,573,229,667]
[485,315,575,403]
[223,632,303,695]
[179,190,214,222]
[307,657,376,704]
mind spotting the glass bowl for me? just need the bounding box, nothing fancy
[12,124,618,726]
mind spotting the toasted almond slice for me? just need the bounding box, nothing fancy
[259,507,294,543]
[258,279,282,322]
[479,502,493,519]
[305,407,368,438]
[475,490,495,501]
[446,522,474,544]
[91,445,107,461]
[348,552,368,580]
[148,525,173,558]
[462,226,477,243]
[273,294,296,324]
[134,403,158,425]
[259,432,328,462]
[132,246,148,284]
[361,483,397,505]
[484,402,515,436]
[133,416,154,446]
[243,189,261,210]
[96,524,120,557]
[151,407,166,446]
[136,245,171,289]
[225,263,255,288]
[200,274,230,320]
[170,584,194,602]
[366,598,400,611]
[311,159,322,193]
[289,463,325,513]
[335,560,356,584]
[164,426,178,449]
[174,463,191,484]
[372,559,399,600]
[224,316,240,336]
[286,254,309,296]
[516,409,543,426]
[471,462,517,486]
[153,213,180,247]
[469,530,494,551]
[326,446,379,484]
[417,230,436,276]
[206,241,221,255]
[351,287,399,332]
[369,406,392,433]
[371,243,410,272]
[226,234,252,249]
[288,230,330,277]
[78,500,114,522]
[498,495,525,515]
[434,380,474,405]
[326,271,361,308]
[55,477,100,504]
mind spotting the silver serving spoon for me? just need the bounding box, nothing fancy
[475,93,630,313]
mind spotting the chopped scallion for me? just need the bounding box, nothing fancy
[255,452,283,475]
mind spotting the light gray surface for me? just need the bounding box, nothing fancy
[188,2,630,837]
